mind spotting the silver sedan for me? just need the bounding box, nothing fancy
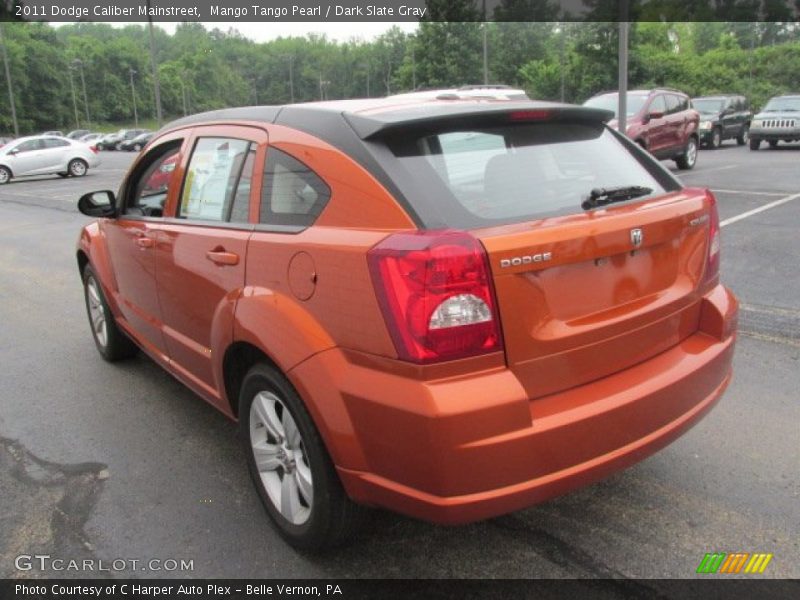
[0,135,101,184]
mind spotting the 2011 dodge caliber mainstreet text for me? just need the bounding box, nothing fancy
[76,95,738,550]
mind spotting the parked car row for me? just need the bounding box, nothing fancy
[96,129,151,151]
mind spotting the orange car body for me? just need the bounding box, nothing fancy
[77,98,737,525]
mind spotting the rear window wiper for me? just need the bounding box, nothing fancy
[582,186,653,210]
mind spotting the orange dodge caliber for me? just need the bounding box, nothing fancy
[77,96,737,550]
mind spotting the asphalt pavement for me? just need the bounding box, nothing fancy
[0,145,797,582]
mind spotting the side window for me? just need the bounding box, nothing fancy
[259,148,331,227]
[664,94,680,114]
[43,138,70,149]
[648,95,667,115]
[127,143,182,218]
[13,139,42,153]
[677,95,689,111]
[179,138,253,223]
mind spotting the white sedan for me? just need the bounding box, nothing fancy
[0,135,101,184]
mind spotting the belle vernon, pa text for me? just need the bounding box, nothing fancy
[15,584,344,597]
[210,4,428,17]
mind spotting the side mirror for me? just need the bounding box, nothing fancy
[7,148,18,155]
[78,190,117,218]
[647,110,664,121]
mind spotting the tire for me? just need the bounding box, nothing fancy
[239,363,366,551]
[133,144,142,151]
[709,127,722,149]
[0,166,10,184]
[115,142,123,151]
[82,266,138,362]
[750,139,760,151]
[769,140,778,149]
[675,137,697,170]
[737,125,749,145]
[68,159,88,177]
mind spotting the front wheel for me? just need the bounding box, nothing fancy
[83,266,138,361]
[709,127,722,149]
[0,166,11,184]
[750,139,761,150]
[769,140,779,149]
[675,137,697,170]
[68,159,88,177]
[737,125,749,145]
[133,144,142,151]
[239,363,366,550]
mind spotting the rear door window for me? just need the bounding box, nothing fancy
[385,121,675,228]
[179,138,253,223]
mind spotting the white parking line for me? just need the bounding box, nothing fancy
[720,192,800,228]
[712,189,788,197]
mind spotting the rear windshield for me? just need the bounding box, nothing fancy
[384,121,674,229]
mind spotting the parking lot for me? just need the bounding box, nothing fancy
[0,143,798,582]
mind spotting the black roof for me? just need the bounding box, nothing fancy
[161,98,613,141]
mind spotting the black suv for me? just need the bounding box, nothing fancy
[692,95,752,149]
[97,129,149,151]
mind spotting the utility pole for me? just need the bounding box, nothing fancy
[281,54,294,103]
[618,8,629,137]
[0,23,19,137]
[363,62,370,97]
[73,59,90,124]
[129,68,139,128]
[482,0,488,85]
[146,0,163,127]
[179,76,187,116]
[69,66,80,128]
[411,45,416,90]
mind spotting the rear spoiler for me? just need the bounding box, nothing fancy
[344,103,614,140]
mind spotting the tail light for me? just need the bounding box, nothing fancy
[367,230,503,363]
[703,190,720,285]
[90,145,99,154]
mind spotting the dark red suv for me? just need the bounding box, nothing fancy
[584,89,700,170]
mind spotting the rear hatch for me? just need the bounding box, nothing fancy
[371,106,715,398]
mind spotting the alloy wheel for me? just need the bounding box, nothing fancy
[249,391,313,525]
[85,276,108,348]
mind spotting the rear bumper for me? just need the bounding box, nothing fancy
[290,285,737,524]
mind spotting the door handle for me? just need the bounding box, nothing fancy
[135,236,155,249]
[206,249,239,266]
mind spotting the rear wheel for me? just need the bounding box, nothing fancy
[675,137,697,170]
[0,166,10,184]
[750,139,761,150]
[239,363,365,550]
[769,140,779,149]
[133,144,142,151]
[68,159,88,177]
[736,125,749,145]
[82,266,138,361]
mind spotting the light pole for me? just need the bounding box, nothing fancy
[146,0,163,127]
[362,62,370,97]
[0,22,20,137]
[73,58,90,124]
[318,74,330,100]
[280,54,294,103]
[129,68,139,128]
[482,0,488,85]
[178,76,187,116]
[68,65,80,128]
